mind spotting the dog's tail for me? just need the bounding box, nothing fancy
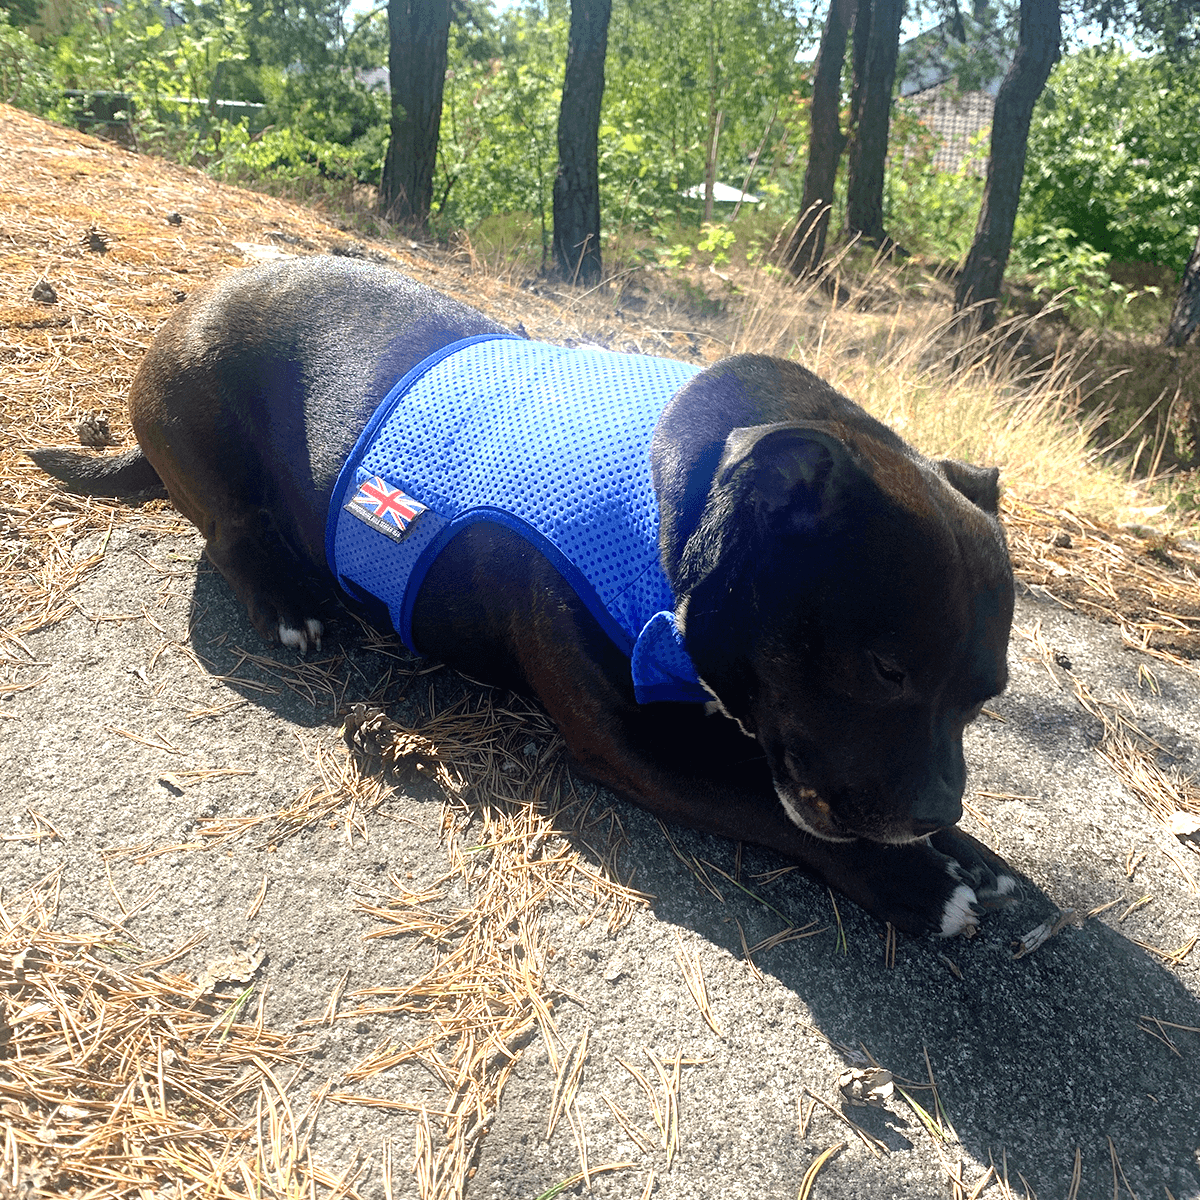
[27,447,167,497]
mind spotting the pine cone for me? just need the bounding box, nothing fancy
[77,413,113,447]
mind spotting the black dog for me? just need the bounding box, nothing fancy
[31,256,1017,936]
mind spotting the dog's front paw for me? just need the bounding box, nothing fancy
[930,826,1019,936]
[919,827,1020,937]
[823,831,1019,938]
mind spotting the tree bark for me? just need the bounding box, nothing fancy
[380,0,451,228]
[552,0,612,285]
[849,0,870,133]
[953,0,1060,329]
[844,0,904,245]
[779,0,855,275]
[1165,227,1200,347]
[703,110,723,224]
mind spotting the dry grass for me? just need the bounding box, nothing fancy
[0,102,660,1197]
[1005,500,1200,667]
[333,697,648,1196]
[0,874,359,1200]
[1016,620,1200,898]
[729,250,1174,522]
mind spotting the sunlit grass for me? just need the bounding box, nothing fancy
[447,215,1197,531]
[728,256,1149,521]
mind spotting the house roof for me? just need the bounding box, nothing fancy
[898,14,1014,98]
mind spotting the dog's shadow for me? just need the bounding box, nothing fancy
[622,818,1200,1196]
[189,560,418,729]
[186,562,1200,1199]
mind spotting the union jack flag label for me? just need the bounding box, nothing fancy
[345,476,428,542]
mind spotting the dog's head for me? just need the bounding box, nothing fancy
[660,361,1014,846]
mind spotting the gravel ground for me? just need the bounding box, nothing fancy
[5,519,1200,1200]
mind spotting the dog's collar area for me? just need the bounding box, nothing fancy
[630,610,708,704]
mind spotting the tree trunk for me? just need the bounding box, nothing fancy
[552,0,612,285]
[779,0,855,275]
[380,0,451,228]
[953,0,1060,329]
[844,0,904,245]
[1165,227,1200,347]
[702,0,723,225]
[849,0,870,132]
[703,111,723,224]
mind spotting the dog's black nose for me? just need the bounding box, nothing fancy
[910,792,964,836]
[909,782,963,837]
[909,754,966,835]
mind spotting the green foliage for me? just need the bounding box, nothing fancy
[1020,43,1200,273]
[697,221,736,266]
[598,117,676,232]
[643,207,787,273]
[659,240,693,268]
[262,62,388,157]
[883,107,985,262]
[1009,223,1164,326]
[0,11,54,109]
[434,6,566,252]
[253,4,389,148]
[25,0,1195,352]
[896,2,1018,95]
[0,0,41,29]
[602,0,809,226]
[1011,225,1124,315]
[210,121,381,186]
[433,0,810,243]
[1076,0,1200,58]
[26,0,387,175]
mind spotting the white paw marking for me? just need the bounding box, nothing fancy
[279,618,323,654]
[279,622,306,650]
[989,873,1019,897]
[939,883,979,937]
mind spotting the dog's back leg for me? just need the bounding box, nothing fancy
[127,330,332,654]
[199,507,326,653]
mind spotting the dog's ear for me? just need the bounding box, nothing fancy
[938,459,1001,516]
[717,422,848,533]
[679,424,850,721]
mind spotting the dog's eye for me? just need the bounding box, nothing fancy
[870,652,906,690]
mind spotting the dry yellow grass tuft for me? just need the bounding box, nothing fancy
[0,875,360,1200]
[732,253,1153,518]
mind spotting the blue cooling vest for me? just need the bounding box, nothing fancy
[325,335,709,704]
